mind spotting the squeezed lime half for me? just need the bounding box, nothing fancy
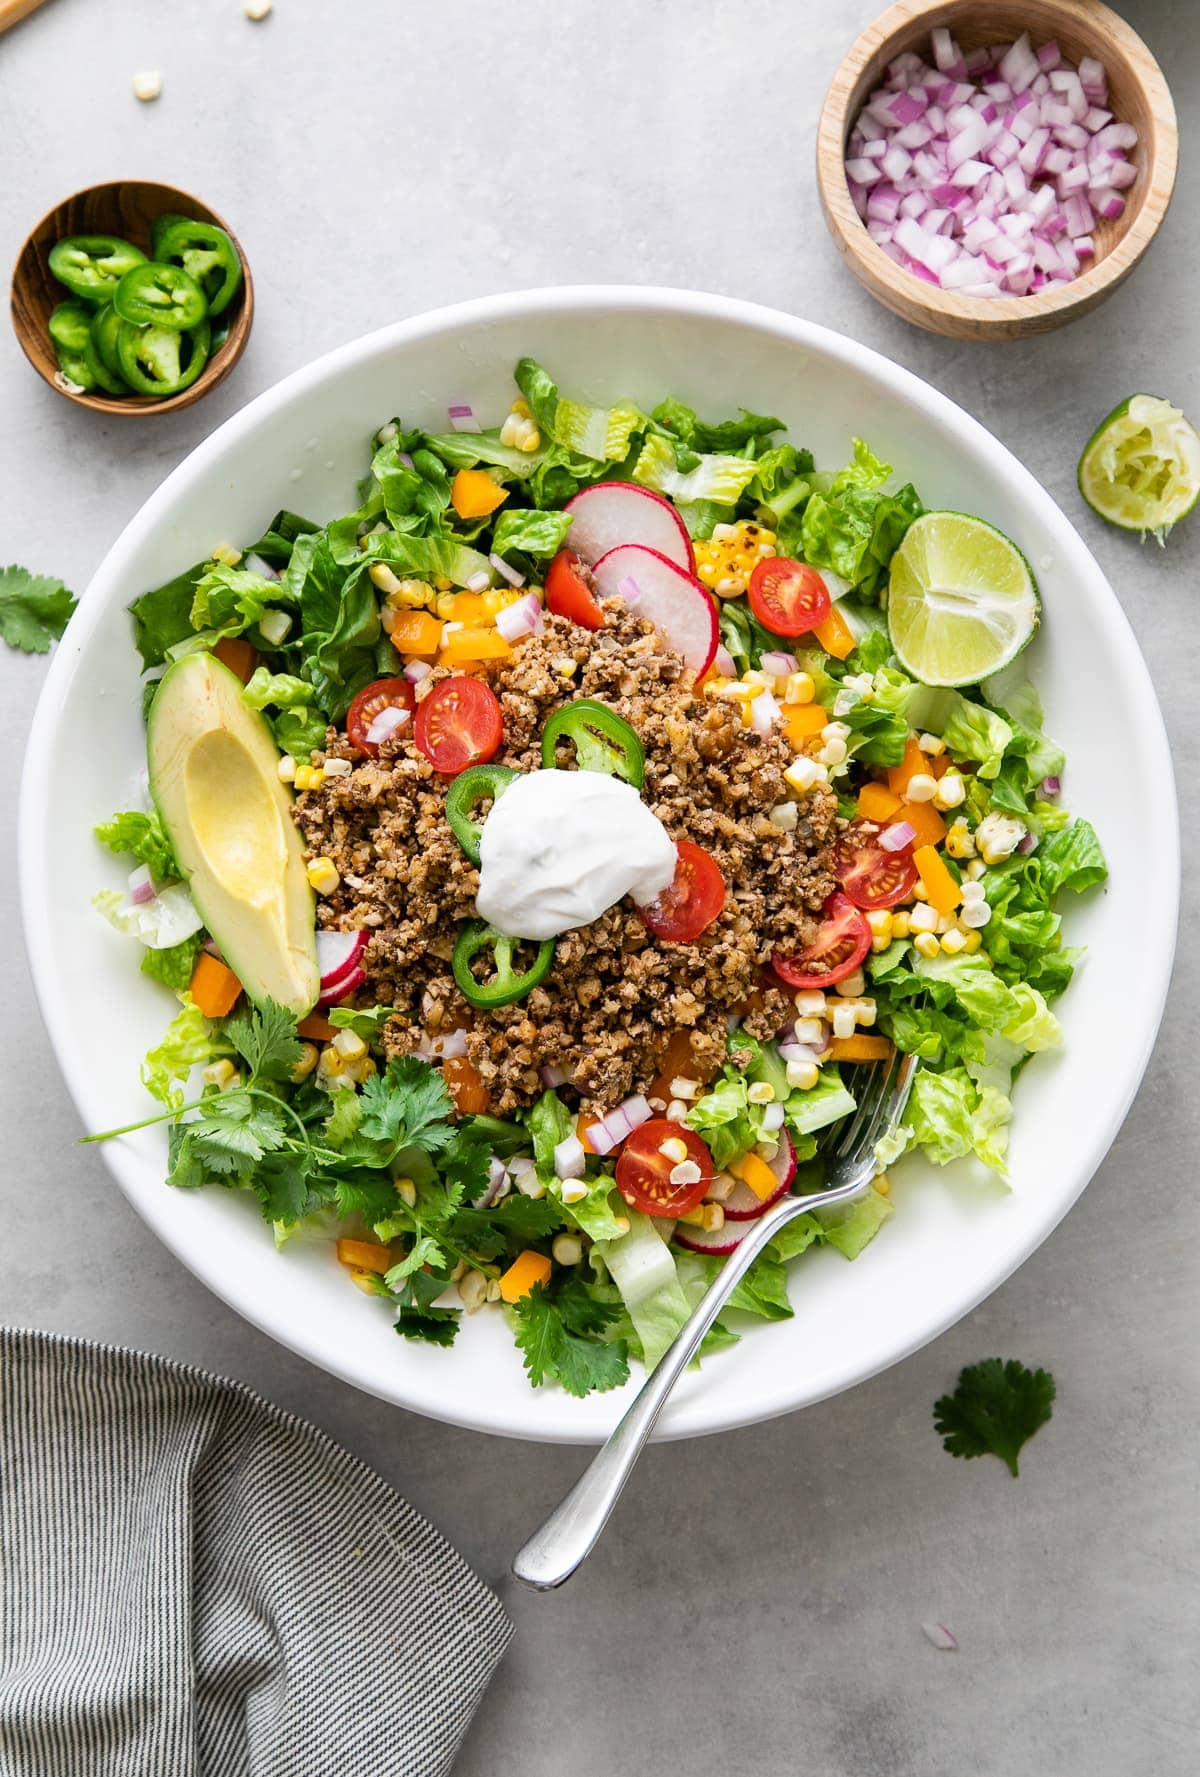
[1078,394,1200,540]
[887,511,1039,688]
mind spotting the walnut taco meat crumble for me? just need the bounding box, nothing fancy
[295,602,838,1112]
[96,355,1104,1398]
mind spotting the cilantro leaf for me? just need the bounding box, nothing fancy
[222,1000,303,1084]
[328,1004,396,1041]
[180,1089,290,1178]
[94,808,179,883]
[384,1234,445,1286]
[0,564,77,653]
[448,1194,565,1260]
[934,1359,1056,1477]
[512,1283,630,1397]
[331,1167,408,1229]
[356,1056,456,1157]
[394,1306,460,1347]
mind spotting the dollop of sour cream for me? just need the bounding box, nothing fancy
[475,770,677,941]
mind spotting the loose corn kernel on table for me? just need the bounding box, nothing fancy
[1,3,1196,1774]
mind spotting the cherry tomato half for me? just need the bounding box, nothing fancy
[616,1118,713,1218]
[772,891,871,989]
[747,557,832,638]
[346,677,415,755]
[637,840,726,943]
[545,548,606,630]
[413,676,504,777]
[832,819,918,912]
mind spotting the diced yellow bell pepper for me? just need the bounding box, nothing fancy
[913,844,962,914]
[901,798,947,849]
[779,702,829,747]
[731,1150,779,1202]
[443,591,493,626]
[336,1238,393,1275]
[857,781,903,823]
[498,1249,553,1304]
[437,627,512,668]
[813,606,856,659]
[388,609,443,656]
[450,468,509,520]
[829,1034,892,1063]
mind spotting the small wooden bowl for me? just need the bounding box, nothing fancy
[10,179,254,415]
[816,0,1178,340]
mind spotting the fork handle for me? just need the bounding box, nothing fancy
[511,1176,870,1590]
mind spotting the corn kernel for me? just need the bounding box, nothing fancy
[873,1173,891,1196]
[784,756,828,794]
[212,543,242,568]
[940,928,968,955]
[945,819,976,859]
[552,1234,583,1266]
[369,562,402,595]
[962,930,983,953]
[291,1042,319,1082]
[659,1136,689,1164]
[909,902,938,933]
[561,1180,588,1206]
[933,771,966,811]
[344,1055,377,1084]
[307,857,340,895]
[316,1046,345,1084]
[747,1080,775,1104]
[202,1058,238,1090]
[835,969,866,998]
[785,1059,819,1091]
[917,733,946,756]
[512,398,532,419]
[395,1177,417,1208]
[434,576,453,591]
[906,772,939,802]
[866,910,893,940]
[331,1028,367,1062]
[322,756,353,778]
[913,932,941,958]
[277,754,296,783]
[891,911,911,938]
[784,671,816,705]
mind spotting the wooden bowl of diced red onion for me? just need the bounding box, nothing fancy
[816,0,1177,339]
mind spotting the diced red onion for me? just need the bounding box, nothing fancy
[617,574,642,607]
[365,705,410,745]
[713,644,737,677]
[553,1135,586,1181]
[760,1101,786,1134]
[466,570,490,594]
[879,821,917,853]
[760,650,799,676]
[1018,832,1039,855]
[244,552,280,580]
[496,592,543,642]
[447,403,476,431]
[749,689,781,738]
[403,659,433,684]
[846,31,1137,301]
[922,1622,959,1652]
[127,864,157,905]
[540,1063,568,1087]
[778,1041,824,1067]
[413,1026,468,1062]
[396,451,415,470]
[586,1094,652,1157]
[476,1156,509,1209]
[1041,775,1061,797]
[489,551,525,588]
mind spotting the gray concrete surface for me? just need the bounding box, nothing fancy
[1,3,1196,1772]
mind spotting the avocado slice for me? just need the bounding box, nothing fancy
[148,652,320,1017]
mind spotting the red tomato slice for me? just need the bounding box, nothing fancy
[346,677,415,755]
[637,840,726,943]
[545,548,606,630]
[413,676,503,777]
[832,819,918,911]
[616,1118,713,1217]
[772,892,871,989]
[747,557,832,637]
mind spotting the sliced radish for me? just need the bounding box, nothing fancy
[591,545,718,676]
[720,1132,797,1220]
[317,964,365,1008]
[674,1218,750,1256]
[565,481,694,573]
[316,928,367,988]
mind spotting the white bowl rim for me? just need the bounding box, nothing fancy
[19,284,1179,1443]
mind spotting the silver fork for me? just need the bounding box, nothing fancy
[511,1048,917,1590]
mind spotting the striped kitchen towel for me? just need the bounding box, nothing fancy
[0,1328,511,1775]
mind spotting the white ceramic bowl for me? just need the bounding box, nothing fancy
[20,288,1178,1445]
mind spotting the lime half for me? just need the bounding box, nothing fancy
[1078,394,1200,539]
[887,512,1039,688]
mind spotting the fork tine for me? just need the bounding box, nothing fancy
[828,1047,896,1159]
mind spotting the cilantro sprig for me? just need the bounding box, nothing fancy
[0,564,77,653]
[934,1359,1056,1477]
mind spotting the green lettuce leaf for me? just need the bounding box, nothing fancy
[141,997,228,1109]
[491,507,574,560]
[140,933,202,990]
[816,1187,894,1258]
[798,440,921,599]
[786,1066,857,1136]
[514,358,644,462]
[594,1210,693,1372]
[94,807,178,884]
[632,433,762,507]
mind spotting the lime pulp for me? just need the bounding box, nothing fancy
[1077,394,1200,539]
[886,511,1040,688]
